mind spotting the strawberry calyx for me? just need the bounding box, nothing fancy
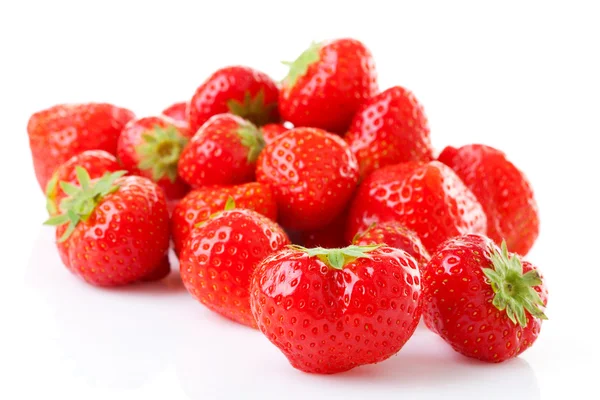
[43,167,127,242]
[282,41,321,88]
[236,120,265,163]
[227,89,277,126]
[45,173,60,215]
[289,244,381,270]
[483,241,547,327]
[135,125,188,183]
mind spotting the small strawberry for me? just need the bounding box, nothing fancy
[44,168,171,286]
[279,38,378,134]
[438,144,539,255]
[162,101,188,122]
[345,86,433,178]
[180,199,289,327]
[261,123,290,145]
[117,115,192,200]
[421,234,548,363]
[256,127,359,231]
[188,66,279,133]
[353,221,430,268]
[250,244,421,374]
[178,114,265,188]
[171,182,277,255]
[300,209,349,249]
[346,161,487,253]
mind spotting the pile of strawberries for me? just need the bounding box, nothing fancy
[29,38,548,374]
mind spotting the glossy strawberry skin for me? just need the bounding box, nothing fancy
[250,246,422,374]
[421,234,548,362]
[117,115,192,200]
[261,123,290,145]
[346,161,487,253]
[353,221,430,268]
[28,103,135,190]
[162,101,188,122]
[188,66,279,133]
[280,38,378,134]
[345,86,433,178]
[171,182,277,255]
[58,176,171,286]
[438,145,539,255]
[256,127,359,231]
[180,209,289,328]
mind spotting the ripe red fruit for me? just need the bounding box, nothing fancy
[118,115,192,200]
[256,127,359,231]
[171,182,277,255]
[180,200,289,327]
[438,144,539,255]
[353,221,430,268]
[178,114,265,188]
[261,123,290,145]
[346,161,487,253]
[345,86,433,178]
[421,234,548,362]
[188,66,279,133]
[279,38,378,134]
[45,168,171,286]
[250,245,422,374]
[162,101,188,122]
[300,209,349,249]
[28,103,135,190]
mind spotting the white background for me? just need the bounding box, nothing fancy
[1,1,599,399]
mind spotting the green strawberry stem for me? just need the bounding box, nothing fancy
[283,41,321,88]
[227,89,277,126]
[483,241,547,327]
[136,125,188,183]
[43,167,126,242]
[289,244,381,270]
[236,120,265,163]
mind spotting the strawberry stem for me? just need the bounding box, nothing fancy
[288,244,381,270]
[236,120,265,163]
[135,125,188,183]
[283,41,321,88]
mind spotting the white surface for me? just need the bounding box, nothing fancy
[1,1,599,399]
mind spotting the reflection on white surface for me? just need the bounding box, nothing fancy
[27,229,539,399]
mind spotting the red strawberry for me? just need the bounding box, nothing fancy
[256,127,359,231]
[162,101,188,122]
[178,114,265,188]
[117,115,192,200]
[353,221,430,268]
[346,161,487,253]
[345,86,433,178]
[421,234,548,362]
[45,168,170,286]
[438,144,539,255]
[250,244,421,374]
[188,66,279,133]
[261,123,290,145]
[171,182,277,255]
[279,38,378,134]
[28,103,135,190]
[180,200,289,327]
[300,209,349,249]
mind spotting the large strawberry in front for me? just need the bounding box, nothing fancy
[279,38,378,134]
[250,245,422,374]
[45,168,170,286]
[346,161,487,253]
[421,234,548,362]
[28,103,135,190]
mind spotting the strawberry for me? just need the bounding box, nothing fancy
[27,103,135,190]
[261,123,290,145]
[44,168,170,286]
[256,127,359,231]
[438,144,539,255]
[300,209,349,249]
[353,221,430,268]
[345,86,433,178]
[345,161,487,253]
[162,101,188,122]
[421,234,548,363]
[171,182,277,255]
[279,38,378,134]
[178,114,265,188]
[180,199,289,327]
[117,115,192,201]
[188,66,279,133]
[250,244,421,374]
